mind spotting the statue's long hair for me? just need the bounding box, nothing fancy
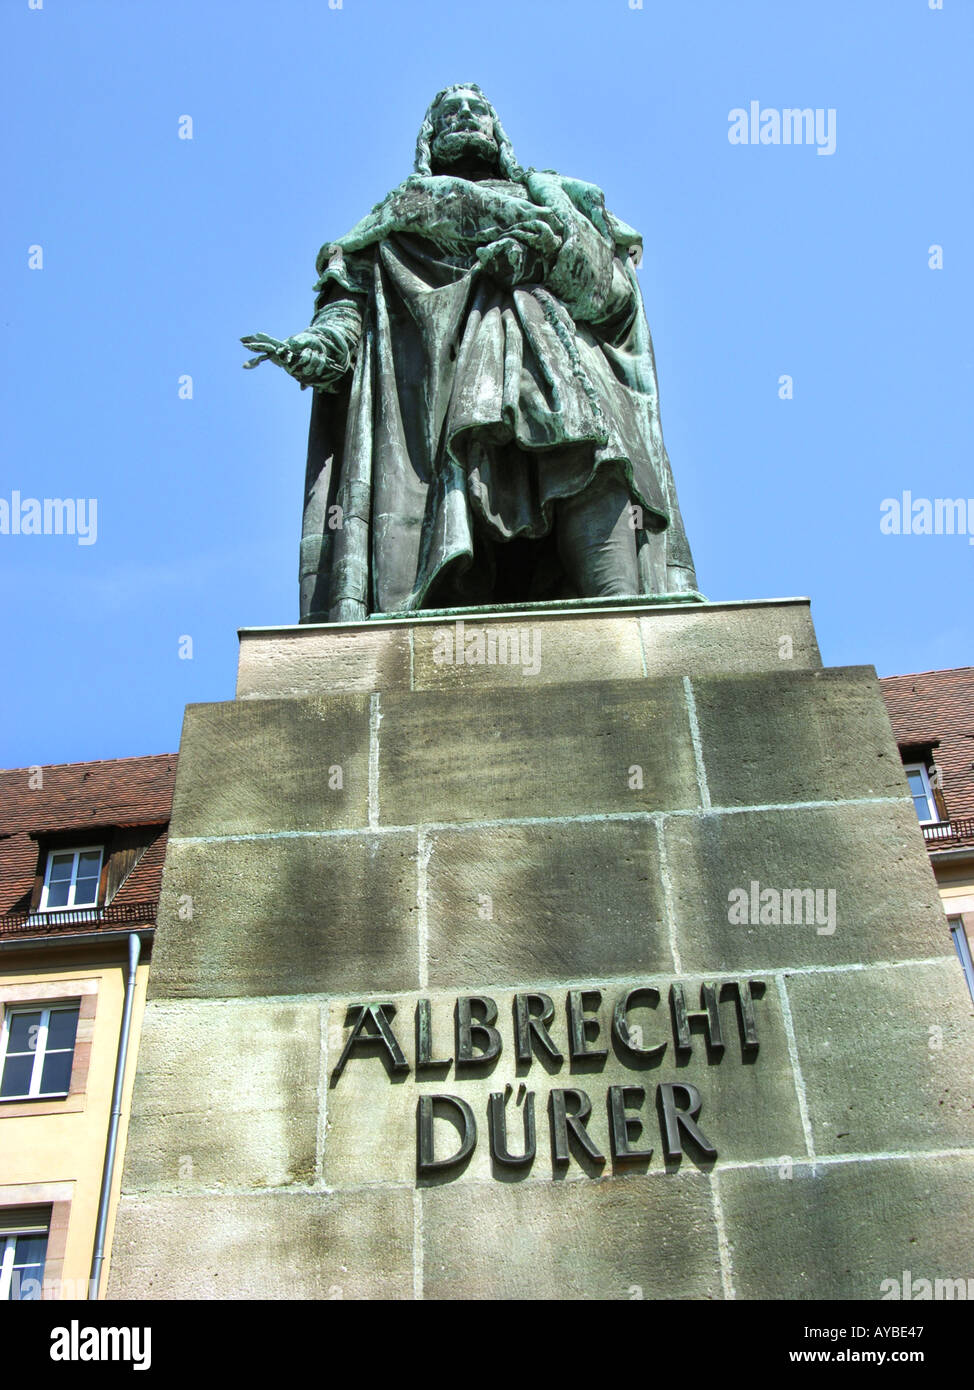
[414,84,524,180]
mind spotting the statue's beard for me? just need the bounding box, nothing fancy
[430,130,500,173]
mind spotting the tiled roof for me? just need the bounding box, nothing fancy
[0,754,176,932]
[0,754,176,836]
[879,667,974,839]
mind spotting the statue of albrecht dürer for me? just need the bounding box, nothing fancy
[243,85,699,621]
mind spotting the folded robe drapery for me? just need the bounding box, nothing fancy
[298,170,698,621]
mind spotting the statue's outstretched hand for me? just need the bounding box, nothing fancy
[241,332,292,369]
[280,332,339,386]
[241,331,345,391]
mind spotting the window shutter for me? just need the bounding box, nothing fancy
[0,1206,50,1234]
[104,828,155,905]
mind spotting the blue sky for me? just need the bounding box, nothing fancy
[2,0,971,767]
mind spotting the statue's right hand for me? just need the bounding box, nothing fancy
[281,332,336,384]
[242,326,352,390]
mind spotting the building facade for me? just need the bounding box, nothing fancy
[880,666,974,1001]
[0,756,174,1299]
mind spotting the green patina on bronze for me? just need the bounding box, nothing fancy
[243,84,701,620]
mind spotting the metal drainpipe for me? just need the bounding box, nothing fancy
[89,931,141,1299]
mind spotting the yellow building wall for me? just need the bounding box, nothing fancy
[934,851,974,917]
[0,954,150,1299]
[939,883,974,915]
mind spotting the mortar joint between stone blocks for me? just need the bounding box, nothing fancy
[775,972,817,1172]
[636,616,649,678]
[417,828,432,992]
[654,814,682,975]
[412,1188,424,1301]
[317,1000,330,1187]
[709,1171,737,1300]
[682,675,712,810]
[368,692,383,829]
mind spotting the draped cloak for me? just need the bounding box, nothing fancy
[298,168,698,621]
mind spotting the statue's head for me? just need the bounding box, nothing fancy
[415,84,523,180]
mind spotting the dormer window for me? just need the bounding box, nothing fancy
[38,847,103,912]
[903,763,939,824]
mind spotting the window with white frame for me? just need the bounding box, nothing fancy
[903,763,939,824]
[38,846,103,913]
[0,1219,48,1301]
[0,1004,80,1100]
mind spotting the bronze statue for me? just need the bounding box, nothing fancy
[243,84,699,621]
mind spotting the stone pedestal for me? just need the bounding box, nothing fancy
[109,599,974,1300]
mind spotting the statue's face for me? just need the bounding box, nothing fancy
[430,88,499,171]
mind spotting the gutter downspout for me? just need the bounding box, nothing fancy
[89,931,141,1299]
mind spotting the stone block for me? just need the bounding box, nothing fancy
[123,999,320,1190]
[638,601,820,676]
[421,1170,721,1300]
[664,800,945,972]
[236,624,411,698]
[107,1190,414,1300]
[150,831,419,999]
[719,1154,974,1300]
[378,679,700,826]
[411,613,645,689]
[171,697,370,837]
[690,666,906,808]
[785,961,974,1155]
[424,819,669,986]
